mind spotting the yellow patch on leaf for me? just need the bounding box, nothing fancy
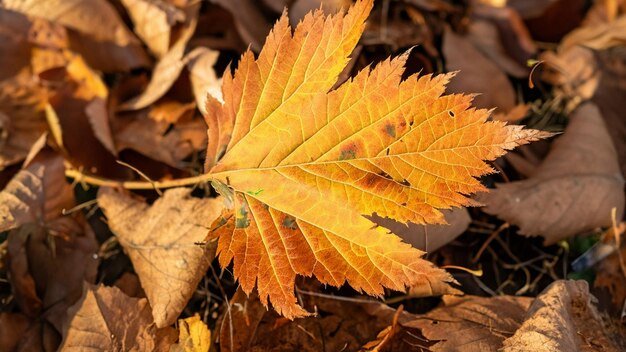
[204,0,551,319]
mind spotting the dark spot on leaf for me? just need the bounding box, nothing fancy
[409,120,414,126]
[384,124,396,138]
[400,179,411,186]
[339,143,358,160]
[448,110,455,118]
[281,215,297,230]
[401,202,407,206]
[386,148,390,156]
[235,204,250,228]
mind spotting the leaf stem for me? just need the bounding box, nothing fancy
[65,168,213,190]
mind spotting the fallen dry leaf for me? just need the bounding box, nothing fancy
[2,0,149,72]
[468,5,536,78]
[0,166,43,232]
[592,47,626,187]
[0,312,31,351]
[213,0,272,51]
[443,26,516,112]
[59,284,176,351]
[480,103,625,244]
[119,3,200,111]
[219,287,394,352]
[0,10,49,170]
[205,0,548,318]
[370,208,471,252]
[120,0,185,58]
[502,280,620,351]
[97,187,222,328]
[45,55,125,178]
[170,314,211,352]
[185,47,221,116]
[114,114,207,169]
[397,294,533,352]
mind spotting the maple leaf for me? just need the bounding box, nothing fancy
[203,0,550,318]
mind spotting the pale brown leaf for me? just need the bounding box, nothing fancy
[97,187,223,328]
[59,284,176,351]
[502,280,620,352]
[480,103,625,244]
[186,47,221,116]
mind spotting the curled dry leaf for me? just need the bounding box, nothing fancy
[443,26,516,112]
[59,284,177,351]
[97,187,223,328]
[118,3,200,111]
[0,166,43,232]
[480,103,625,244]
[204,0,549,318]
[120,0,185,58]
[170,314,211,352]
[186,47,221,116]
[502,280,620,352]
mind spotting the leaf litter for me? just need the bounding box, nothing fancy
[0,0,625,351]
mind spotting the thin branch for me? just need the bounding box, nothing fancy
[65,168,213,190]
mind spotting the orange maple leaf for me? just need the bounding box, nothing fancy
[203,0,550,318]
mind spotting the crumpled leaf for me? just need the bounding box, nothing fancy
[502,280,620,352]
[170,314,211,352]
[480,103,625,244]
[0,312,31,351]
[97,187,222,328]
[119,3,199,111]
[59,284,176,351]
[120,0,185,58]
[205,0,549,318]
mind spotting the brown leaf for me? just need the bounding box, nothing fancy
[398,295,533,352]
[59,284,176,351]
[219,286,394,352]
[468,5,536,78]
[502,280,620,351]
[0,10,49,170]
[480,103,625,244]
[114,114,207,168]
[592,48,626,187]
[120,0,185,58]
[443,26,516,112]
[119,3,200,111]
[369,208,471,252]
[0,166,43,232]
[0,312,31,351]
[213,0,272,51]
[97,187,223,328]
[2,0,149,72]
